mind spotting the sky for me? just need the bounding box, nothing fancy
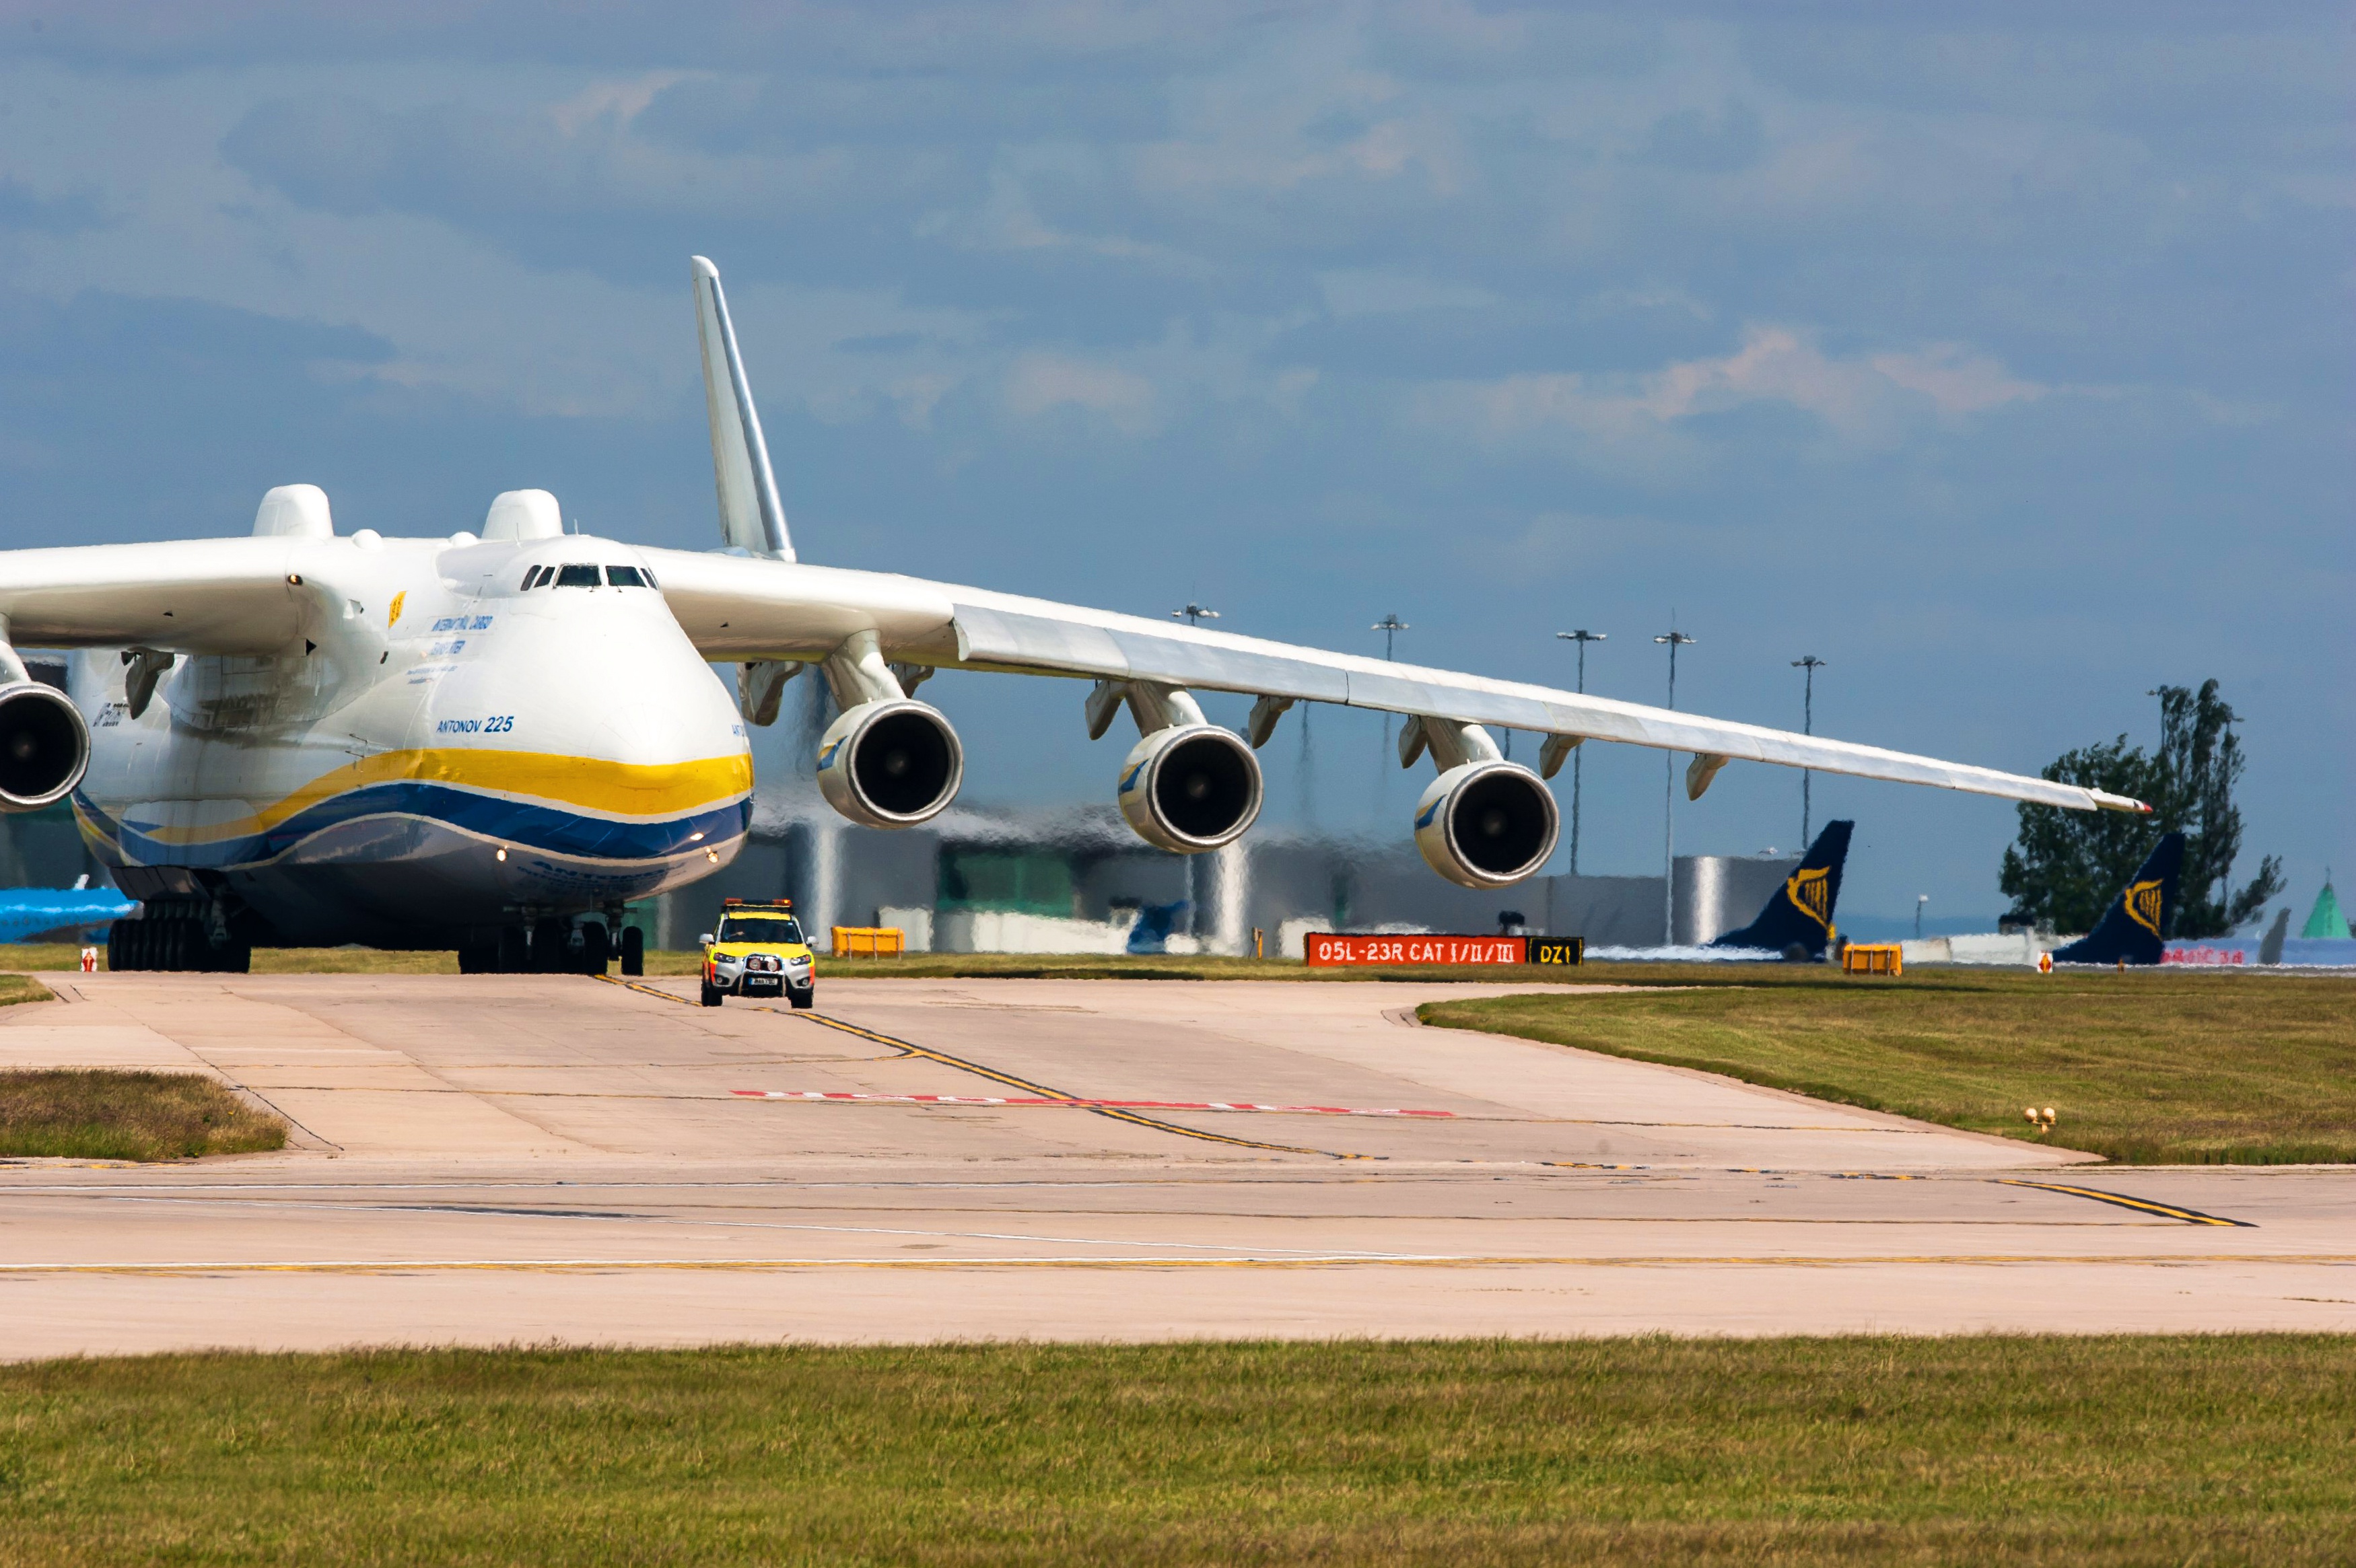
[0,0,2345,927]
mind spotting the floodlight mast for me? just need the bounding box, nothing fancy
[1555,630,1605,876]
[1372,613,1409,662]
[1655,625,1696,945]
[1172,603,1220,627]
[1793,655,1828,845]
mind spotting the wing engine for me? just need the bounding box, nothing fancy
[0,677,88,812]
[1088,678,1263,853]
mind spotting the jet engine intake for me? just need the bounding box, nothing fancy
[1412,760,1559,888]
[1118,723,1263,853]
[816,698,963,828]
[0,681,89,812]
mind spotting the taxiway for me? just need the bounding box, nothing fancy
[0,972,2347,1356]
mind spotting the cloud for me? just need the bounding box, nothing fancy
[1427,326,2049,446]
[1002,352,1156,431]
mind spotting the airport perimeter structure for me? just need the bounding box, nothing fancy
[1,970,2348,1357]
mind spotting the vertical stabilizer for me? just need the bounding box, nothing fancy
[1709,820,1854,958]
[2050,832,2184,965]
[691,255,794,561]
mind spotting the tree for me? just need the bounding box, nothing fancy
[1999,680,2283,938]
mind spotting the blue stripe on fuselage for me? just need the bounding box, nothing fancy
[77,783,751,870]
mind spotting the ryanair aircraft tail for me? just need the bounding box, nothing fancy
[2050,832,2184,965]
[1710,820,1854,959]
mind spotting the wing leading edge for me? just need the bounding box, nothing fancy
[643,552,2146,816]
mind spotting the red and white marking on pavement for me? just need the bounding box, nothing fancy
[731,1090,1453,1118]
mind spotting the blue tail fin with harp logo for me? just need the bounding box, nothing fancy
[1710,820,1853,958]
[2050,832,2184,965]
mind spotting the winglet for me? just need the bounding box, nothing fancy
[691,256,794,561]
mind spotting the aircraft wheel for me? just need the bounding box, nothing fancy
[580,922,612,975]
[496,927,528,973]
[457,943,490,974]
[106,920,131,972]
[218,940,252,974]
[531,917,567,974]
[619,927,644,977]
[158,920,184,972]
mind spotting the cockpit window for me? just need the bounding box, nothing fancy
[520,565,545,590]
[553,564,602,587]
[604,565,648,588]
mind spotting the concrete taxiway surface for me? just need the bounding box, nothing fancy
[1,972,2349,1357]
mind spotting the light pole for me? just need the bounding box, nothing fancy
[1916,894,1929,940]
[1372,614,1410,781]
[1556,630,1605,876]
[1173,602,1219,627]
[1793,655,1826,847]
[1655,625,1696,944]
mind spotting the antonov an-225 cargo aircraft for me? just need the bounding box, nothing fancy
[0,257,2147,974]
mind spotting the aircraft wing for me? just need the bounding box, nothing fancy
[0,538,310,655]
[646,552,2147,816]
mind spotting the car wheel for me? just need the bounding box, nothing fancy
[788,989,813,1011]
[699,982,723,1007]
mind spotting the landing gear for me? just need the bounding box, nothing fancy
[462,917,625,975]
[530,917,568,974]
[104,917,250,973]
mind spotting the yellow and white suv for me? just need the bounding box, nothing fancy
[699,899,816,1009]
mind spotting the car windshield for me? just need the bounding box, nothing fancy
[718,916,804,946]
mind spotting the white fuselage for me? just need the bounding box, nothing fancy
[68,533,751,946]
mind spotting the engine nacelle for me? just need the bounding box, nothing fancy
[816,699,963,828]
[1117,723,1263,853]
[1412,760,1559,888]
[0,682,89,813]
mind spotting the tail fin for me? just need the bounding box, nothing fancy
[690,256,794,561]
[1710,820,1853,958]
[2050,832,2184,965]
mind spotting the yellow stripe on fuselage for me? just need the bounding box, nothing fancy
[127,748,754,847]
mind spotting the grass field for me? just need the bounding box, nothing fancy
[1423,968,2356,1165]
[0,1068,285,1160]
[0,1337,2348,1566]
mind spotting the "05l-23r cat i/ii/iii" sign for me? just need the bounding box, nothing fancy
[1302,934,1583,966]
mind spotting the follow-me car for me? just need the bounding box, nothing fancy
[0,258,2149,973]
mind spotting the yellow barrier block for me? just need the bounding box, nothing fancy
[831,927,906,958]
[1842,943,1903,976]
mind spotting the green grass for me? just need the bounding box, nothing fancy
[0,1068,287,1161]
[0,1338,2349,1565]
[1422,968,2356,1164]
